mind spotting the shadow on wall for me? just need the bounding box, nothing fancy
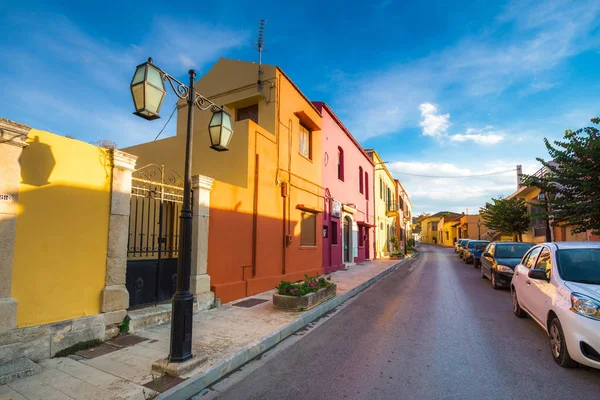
[9,182,112,327]
[19,135,56,187]
[208,206,327,303]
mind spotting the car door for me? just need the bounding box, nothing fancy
[514,246,542,312]
[526,247,555,328]
[481,243,495,278]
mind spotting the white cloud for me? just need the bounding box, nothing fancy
[419,103,450,137]
[387,160,541,215]
[449,131,505,145]
[0,12,248,146]
[330,0,600,140]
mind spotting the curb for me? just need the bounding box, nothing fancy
[158,254,418,399]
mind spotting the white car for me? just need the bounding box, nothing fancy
[511,242,600,369]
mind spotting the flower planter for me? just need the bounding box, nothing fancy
[273,284,337,311]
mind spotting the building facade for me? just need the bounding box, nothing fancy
[395,180,412,251]
[420,211,460,244]
[365,150,398,257]
[125,59,324,303]
[315,102,375,272]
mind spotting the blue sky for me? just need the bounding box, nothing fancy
[1,0,599,215]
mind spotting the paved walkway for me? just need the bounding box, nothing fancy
[0,258,405,400]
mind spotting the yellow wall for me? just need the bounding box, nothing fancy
[420,216,441,244]
[12,130,111,327]
[371,150,397,257]
[439,220,458,246]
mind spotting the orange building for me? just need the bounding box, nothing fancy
[124,59,324,303]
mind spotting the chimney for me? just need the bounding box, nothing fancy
[516,165,523,188]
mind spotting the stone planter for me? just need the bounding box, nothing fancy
[273,284,337,311]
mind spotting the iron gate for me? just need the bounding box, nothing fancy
[125,164,186,309]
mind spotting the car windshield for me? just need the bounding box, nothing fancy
[557,249,600,284]
[468,241,488,250]
[495,243,533,258]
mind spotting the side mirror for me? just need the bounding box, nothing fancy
[482,252,492,258]
[528,269,549,281]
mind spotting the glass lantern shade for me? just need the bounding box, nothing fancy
[208,109,233,151]
[130,60,166,120]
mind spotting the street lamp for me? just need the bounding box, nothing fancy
[477,220,482,240]
[130,58,233,362]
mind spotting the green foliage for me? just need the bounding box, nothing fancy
[118,315,131,334]
[390,235,400,251]
[522,118,600,236]
[480,197,530,241]
[276,274,333,297]
[407,238,416,247]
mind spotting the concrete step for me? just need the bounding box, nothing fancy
[0,358,42,385]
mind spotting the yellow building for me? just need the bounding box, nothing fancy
[507,165,596,243]
[438,215,461,247]
[365,150,398,257]
[420,211,460,244]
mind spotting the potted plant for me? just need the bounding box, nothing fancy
[273,274,337,311]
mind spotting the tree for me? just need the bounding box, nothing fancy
[480,197,530,241]
[92,139,118,149]
[522,118,600,236]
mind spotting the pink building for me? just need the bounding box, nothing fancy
[314,102,375,273]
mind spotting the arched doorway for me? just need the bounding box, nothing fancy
[343,216,352,263]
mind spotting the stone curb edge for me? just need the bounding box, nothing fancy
[158,254,418,400]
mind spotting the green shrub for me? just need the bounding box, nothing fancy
[276,274,333,297]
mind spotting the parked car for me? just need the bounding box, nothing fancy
[511,242,600,370]
[455,239,468,253]
[463,240,490,267]
[458,240,471,259]
[480,242,535,289]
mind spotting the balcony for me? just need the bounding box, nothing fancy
[386,201,400,217]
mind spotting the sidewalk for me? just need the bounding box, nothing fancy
[0,256,416,400]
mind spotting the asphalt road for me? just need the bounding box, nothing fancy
[210,245,600,400]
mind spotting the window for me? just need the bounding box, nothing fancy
[535,248,552,279]
[299,124,312,159]
[487,243,495,257]
[300,212,317,246]
[359,166,364,194]
[431,222,438,231]
[358,227,364,247]
[523,247,542,269]
[337,147,344,180]
[365,172,369,200]
[445,231,449,240]
[331,220,338,245]
[236,104,258,124]
[380,178,383,199]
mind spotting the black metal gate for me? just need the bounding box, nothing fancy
[126,164,186,309]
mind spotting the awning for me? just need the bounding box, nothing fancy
[294,110,321,131]
[296,204,322,213]
[342,204,357,214]
[357,221,375,228]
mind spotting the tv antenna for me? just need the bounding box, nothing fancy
[257,19,266,97]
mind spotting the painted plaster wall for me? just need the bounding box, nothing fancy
[369,150,397,257]
[125,59,324,304]
[317,103,375,272]
[11,130,111,327]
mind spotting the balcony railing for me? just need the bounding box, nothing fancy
[386,201,400,217]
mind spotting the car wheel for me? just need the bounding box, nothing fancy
[481,265,486,279]
[549,317,578,368]
[491,271,501,290]
[512,289,527,318]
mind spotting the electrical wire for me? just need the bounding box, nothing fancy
[392,168,517,179]
[154,104,177,141]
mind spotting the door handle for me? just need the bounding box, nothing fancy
[526,279,531,285]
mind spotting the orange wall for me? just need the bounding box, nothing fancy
[125,59,324,304]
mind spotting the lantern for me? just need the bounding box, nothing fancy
[208,108,233,151]
[130,58,166,120]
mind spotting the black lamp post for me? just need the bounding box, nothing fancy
[130,58,233,362]
[477,220,482,240]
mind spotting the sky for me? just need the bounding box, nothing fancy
[1,0,599,215]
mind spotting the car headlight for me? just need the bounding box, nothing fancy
[496,265,513,273]
[570,293,600,320]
